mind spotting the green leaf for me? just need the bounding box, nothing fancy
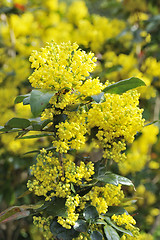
[14,94,30,104]
[91,92,104,103]
[4,118,31,130]
[90,231,103,240]
[103,77,146,94]
[0,126,10,132]
[30,89,56,117]
[73,220,87,232]
[18,133,53,139]
[44,198,67,218]
[96,219,106,225]
[92,166,134,187]
[84,92,104,103]
[104,225,120,240]
[96,172,119,185]
[31,119,51,131]
[105,206,128,217]
[50,220,79,239]
[71,183,76,194]
[78,186,92,196]
[53,113,67,127]
[117,175,135,189]
[83,206,99,221]
[23,95,30,105]
[23,146,56,155]
[103,216,133,236]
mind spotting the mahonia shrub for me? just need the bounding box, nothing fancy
[0,41,149,240]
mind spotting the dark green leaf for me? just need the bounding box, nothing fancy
[66,104,80,111]
[78,186,92,196]
[18,133,53,139]
[90,231,103,240]
[92,167,134,187]
[4,118,31,130]
[105,206,128,217]
[31,119,51,131]
[50,220,79,239]
[103,216,133,236]
[96,172,119,186]
[104,225,120,240]
[45,198,67,218]
[71,183,76,194]
[83,206,99,221]
[14,94,30,104]
[73,220,87,232]
[23,146,56,155]
[30,89,56,117]
[103,77,145,94]
[53,114,67,127]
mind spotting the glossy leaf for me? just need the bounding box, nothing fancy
[14,94,30,104]
[104,225,120,240]
[73,220,87,232]
[31,119,51,131]
[117,175,135,189]
[23,95,30,105]
[103,77,145,94]
[30,89,56,117]
[105,206,128,217]
[96,172,119,185]
[90,231,103,240]
[4,118,31,129]
[83,206,99,221]
[50,220,79,239]
[92,167,134,187]
[42,198,67,218]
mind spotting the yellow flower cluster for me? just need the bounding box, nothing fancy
[29,41,96,91]
[84,184,124,214]
[27,150,94,201]
[87,90,144,162]
[119,125,159,175]
[58,195,80,229]
[52,112,87,153]
[112,213,136,230]
[33,216,53,240]
[27,150,95,229]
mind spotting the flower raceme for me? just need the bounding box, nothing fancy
[28,41,144,163]
[26,41,145,238]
